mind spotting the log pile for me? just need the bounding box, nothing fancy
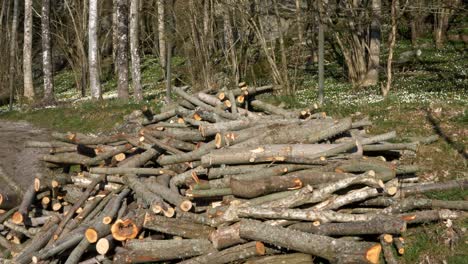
[1,84,467,264]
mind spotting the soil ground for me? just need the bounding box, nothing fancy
[0,120,50,190]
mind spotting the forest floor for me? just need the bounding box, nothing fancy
[0,120,50,190]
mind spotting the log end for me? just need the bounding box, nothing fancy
[114,153,126,162]
[96,237,111,255]
[163,207,176,218]
[180,200,193,212]
[103,216,113,225]
[11,211,24,225]
[85,228,99,243]
[111,219,139,241]
[366,244,382,264]
[34,177,41,192]
[256,241,266,255]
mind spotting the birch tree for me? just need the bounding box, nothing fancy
[130,0,142,101]
[23,0,35,101]
[89,0,101,100]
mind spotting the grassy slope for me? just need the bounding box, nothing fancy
[0,40,466,262]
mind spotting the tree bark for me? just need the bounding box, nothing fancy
[8,0,19,110]
[239,219,381,264]
[130,0,142,101]
[179,241,266,264]
[42,0,55,104]
[244,253,313,264]
[23,0,35,101]
[89,0,101,100]
[157,0,166,69]
[289,218,406,236]
[143,213,215,239]
[113,239,215,263]
[117,0,129,99]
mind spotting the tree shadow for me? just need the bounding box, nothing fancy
[424,109,467,160]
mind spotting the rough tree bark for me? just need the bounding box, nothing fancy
[89,0,101,100]
[157,0,166,69]
[23,0,35,101]
[42,0,55,104]
[130,0,142,101]
[116,0,129,99]
[8,0,19,110]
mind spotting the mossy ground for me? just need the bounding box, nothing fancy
[0,40,466,262]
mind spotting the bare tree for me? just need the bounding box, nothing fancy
[433,0,460,49]
[42,0,55,104]
[222,0,239,85]
[116,0,129,99]
[8,0,19,110]
[23,0,35,102]
[157,0,166,70]
[89,0,101,100]
[273,0,291,94]
[363,0,381,86]
[130,0,142,101]
[382,0,398,97]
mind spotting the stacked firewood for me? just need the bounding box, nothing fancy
[1,85,467,264]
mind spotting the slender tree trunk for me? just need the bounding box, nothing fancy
[42,0,55,104]
[222,1,239,85]
[433,0,460,49]
[318,0,324,105]
[89,0,101,100]
[8,0,19,110]
[295,0,303,45]
[130,0,142,101]
[382,0,398,97]
[273,0,291,94]
[157,0,166,70]
[23,0,35,102]
[363,0,381,86]
[0,0,7,29]
[112,0,118,72]
[117,0,129,99]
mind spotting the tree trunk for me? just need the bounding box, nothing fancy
[273,0,291,94]
[157,0,166,70]
[89,0,101,100]
[23,0,35,101]
[382,0,398,97]
[8,0,19,110]
[239,219,381,264]
[117,0,129,99]
[130,0,142,101]
[42,0,55,104]
[222,1,239,85]
[363,0,381,86]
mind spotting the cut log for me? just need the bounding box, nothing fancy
[209,222,246,249]
[179,241,266,264]
[230,177,303,198]
[96,235,115,255]
[143,212,214,239]
[238,219,381,264]
[12,174,43,225]
[289,218,406,236]
[113,239,215,263]
[243,253,314,264]
[201,144,342,167]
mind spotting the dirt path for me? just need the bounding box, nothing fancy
[0,120,51,190]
